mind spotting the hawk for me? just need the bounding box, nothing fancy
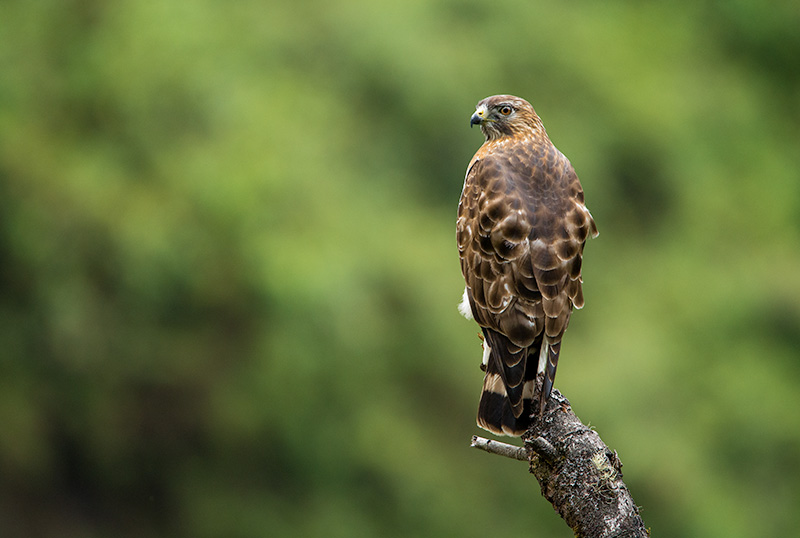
[457,95,597,436]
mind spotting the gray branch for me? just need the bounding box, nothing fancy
[470,388,649,538]
[470,435,528,461]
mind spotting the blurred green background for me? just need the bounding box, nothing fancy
[2,0,799,536]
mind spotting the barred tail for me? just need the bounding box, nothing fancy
[476,330,539,436]
[477,368,535,436]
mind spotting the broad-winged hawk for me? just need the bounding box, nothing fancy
[457,95,597,436]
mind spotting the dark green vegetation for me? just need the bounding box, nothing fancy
[1,1,799,536]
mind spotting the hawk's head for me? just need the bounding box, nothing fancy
[470,94,543,141]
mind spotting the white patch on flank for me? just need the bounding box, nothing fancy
[482,338,492,369]
[458,287,473,319]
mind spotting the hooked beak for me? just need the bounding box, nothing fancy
[470,105,487,127]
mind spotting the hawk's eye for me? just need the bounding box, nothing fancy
[499,106,513,116]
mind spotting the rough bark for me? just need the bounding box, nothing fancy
[471,388,648,538]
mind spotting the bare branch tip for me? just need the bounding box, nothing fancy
[470,436,529,461]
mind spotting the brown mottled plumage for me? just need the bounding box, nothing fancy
[457,95,597,436]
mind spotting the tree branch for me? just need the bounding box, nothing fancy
[470,435,528,461]
[470,388,649,537]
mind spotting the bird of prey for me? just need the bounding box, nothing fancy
[457,95,597,436]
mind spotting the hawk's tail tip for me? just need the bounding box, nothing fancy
[477,380,534,437]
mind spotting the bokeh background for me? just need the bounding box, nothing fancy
[2,1,799,536]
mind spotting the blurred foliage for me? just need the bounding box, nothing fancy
[1,0,799,536]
